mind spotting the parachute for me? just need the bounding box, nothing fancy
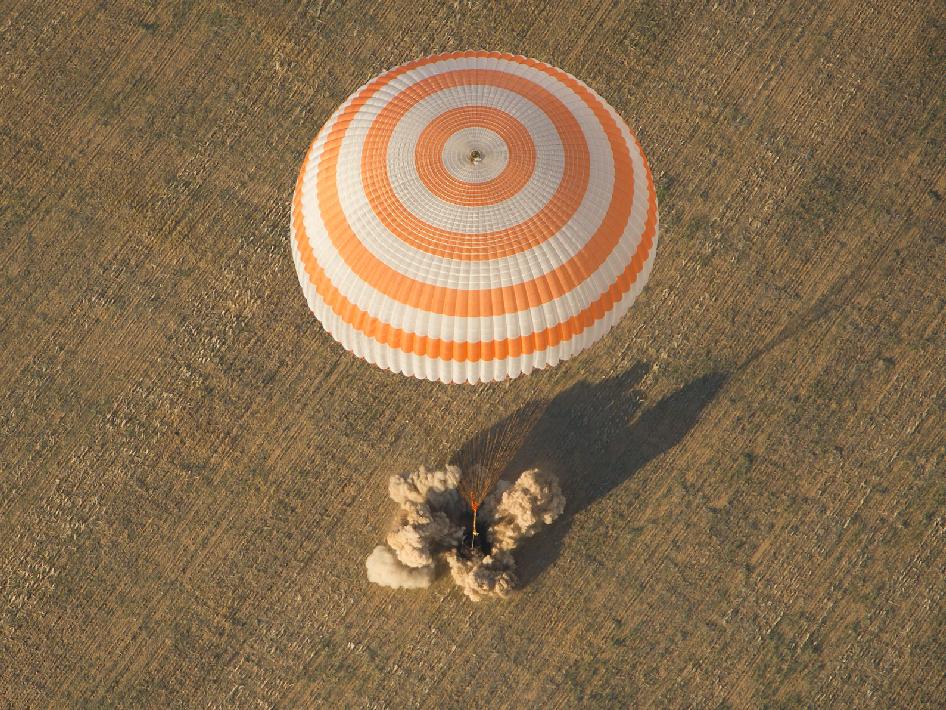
[290,50,659,385]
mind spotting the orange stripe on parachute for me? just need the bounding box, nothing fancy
[414,106,536,207]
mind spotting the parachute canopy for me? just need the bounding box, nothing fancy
[291,51,658,383]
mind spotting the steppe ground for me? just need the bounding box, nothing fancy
[2,0,944,707]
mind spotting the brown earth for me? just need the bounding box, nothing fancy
[2,1,944,707]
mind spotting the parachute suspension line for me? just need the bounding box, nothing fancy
[452,400,550,546]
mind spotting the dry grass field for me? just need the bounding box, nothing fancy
[2,0,945,706]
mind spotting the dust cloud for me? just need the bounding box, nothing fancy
[366,466,564,600]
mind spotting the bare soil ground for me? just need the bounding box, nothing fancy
[2,1,944,707]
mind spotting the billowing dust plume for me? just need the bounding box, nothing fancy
[365,546,434,589]
[366,466,564,601]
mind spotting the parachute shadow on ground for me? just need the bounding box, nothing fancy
[452,363,727,587]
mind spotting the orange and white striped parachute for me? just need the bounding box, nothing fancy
[290,51,658,384]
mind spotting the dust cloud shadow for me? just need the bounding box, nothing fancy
[452,364,727,586]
